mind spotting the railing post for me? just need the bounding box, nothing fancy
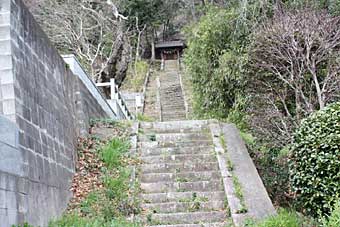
[110,78,116,100]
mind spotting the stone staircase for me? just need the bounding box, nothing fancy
[137,121,231,227]
[137,60,276,226]
[159,60,186,121]
[144,71,159,121]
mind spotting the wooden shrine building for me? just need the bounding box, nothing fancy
[155,40,186,60]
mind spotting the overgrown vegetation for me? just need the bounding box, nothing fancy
[184,5,251,118]
[121,60,149,92]
[290,103,340,217]
[183,0,340,224]
[51,122,140,226]
[245,209,318,227]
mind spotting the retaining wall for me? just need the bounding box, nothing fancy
[0,0,114,225]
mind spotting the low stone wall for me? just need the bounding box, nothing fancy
[0,0,113,226]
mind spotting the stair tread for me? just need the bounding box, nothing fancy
[141,153,216,164]
[141,180,223,193]
[144,211,227,224]
[142,200,225,213]
[140,161,219,174]
[141,191,225,203]
[140,170,221,183]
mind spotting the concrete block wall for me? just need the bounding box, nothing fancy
[0,0,111,226]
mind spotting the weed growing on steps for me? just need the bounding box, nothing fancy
[232,175,247,214]
[219,133,247,214]
[136,113,154,122]
[219,135,234,171]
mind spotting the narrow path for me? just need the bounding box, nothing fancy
[144,60,186,121]
[138,121,232,227]
[159,60,186,121]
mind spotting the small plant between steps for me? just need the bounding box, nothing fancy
[220,134,247,213]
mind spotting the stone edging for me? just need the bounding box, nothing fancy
[210,121,276,226]
[209,122,247,226]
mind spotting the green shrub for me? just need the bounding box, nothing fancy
[321,201,340,227]
[290,102,340,217]
[245,209,315,227]
[184,6,248,118]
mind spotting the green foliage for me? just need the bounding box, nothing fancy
[103,169,130,201]
[245,209,313,227]
[80,192,100,215]
[121,0,181,29]
[321,201,340,227]
[122,60,149,92]
[136,113,154,122]
[184,0,272,119]
[249,145,292,207]
[100,139,130,170]
[283,0,340,15]
[227,96,249,131]
[290,102,340,217]
[184,6,248,118]
[12,224,34,227]
[48,215,140,227]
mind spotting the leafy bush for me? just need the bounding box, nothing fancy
[321,201,340,227]
[290,102,340,217]
[245,209,316,227]
[184,6,249,118]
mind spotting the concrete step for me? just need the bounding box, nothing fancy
[141,180,223,193]
[162,115,187,121]
[140,146,214,157]
[162,118,187,122]
[161,103,185,107]
[140,161,219,174]
[140,120,210,133]
[141,153,216,164]
[140,171,221,183]
[138,133,211,143]
[142,191,225,204]
[161,109,186,114]
[142,200,224,213]
[160,94,184,98]
[148,222,230,227]
[161,112,186,116]
[138,140,212,149]
[145,211,227,225]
